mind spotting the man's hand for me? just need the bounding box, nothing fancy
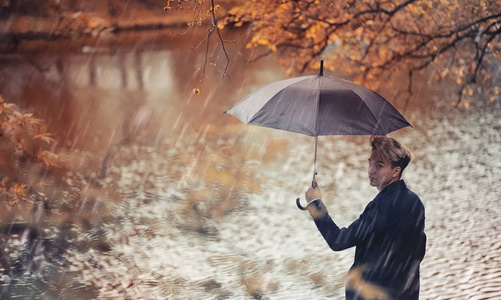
[305,180,322,203]
[305,181,327,219]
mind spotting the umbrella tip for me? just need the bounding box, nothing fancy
[320,60,324,76]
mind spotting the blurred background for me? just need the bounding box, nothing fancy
[0,1,500,299]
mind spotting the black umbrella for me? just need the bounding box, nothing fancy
[225,61,411,209]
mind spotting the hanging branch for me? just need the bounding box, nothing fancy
[210,0,231,79]
[187,0,232,82]
[454,26,501,108]
[403,69,413,114]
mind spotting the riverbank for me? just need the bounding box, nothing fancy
[0,0,241,53]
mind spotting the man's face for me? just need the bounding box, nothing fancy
[368,150,400,191]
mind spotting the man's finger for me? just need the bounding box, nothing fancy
[312,180,318,189]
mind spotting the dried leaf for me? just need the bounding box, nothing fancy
[10,183,28,200]
[34,133,54,145]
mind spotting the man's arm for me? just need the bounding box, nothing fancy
[305,183,384,251]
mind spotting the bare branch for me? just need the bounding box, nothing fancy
[188,0,232,82]
[210,0,231,79]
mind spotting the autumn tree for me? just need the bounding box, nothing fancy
[0,96,116,295]
[166,0,501,107]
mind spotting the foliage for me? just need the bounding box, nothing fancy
[0,95,58,208]
[170,0,501,106]
[0,96,114,289]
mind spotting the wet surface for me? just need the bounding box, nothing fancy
[1,29,500,299]
[76,101,501,299]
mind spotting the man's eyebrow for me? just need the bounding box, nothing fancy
[368,158,385,164]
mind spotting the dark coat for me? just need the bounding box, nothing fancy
[310,180,426,300]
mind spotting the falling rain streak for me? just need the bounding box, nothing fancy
[1,12,501,300]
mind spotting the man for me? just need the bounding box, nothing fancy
[305,136,426,300]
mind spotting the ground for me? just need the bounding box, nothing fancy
[81,99,501,299]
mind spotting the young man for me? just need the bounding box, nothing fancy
[305,136,426,300]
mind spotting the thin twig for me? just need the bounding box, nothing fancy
[209,0,231,79]
[189,0,232,82]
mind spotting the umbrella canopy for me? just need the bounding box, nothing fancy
[224,61,411,209]
[225,65,410,137]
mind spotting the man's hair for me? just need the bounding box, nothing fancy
[370,135,413,178]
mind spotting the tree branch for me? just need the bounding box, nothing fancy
[210,0,231,79]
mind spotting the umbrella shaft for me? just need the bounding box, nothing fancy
[313,136,318,182]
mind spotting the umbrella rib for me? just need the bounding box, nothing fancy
[333,79,386,135]
[362,102,385,135]
[246,92,292,131]
[226,73,409,138]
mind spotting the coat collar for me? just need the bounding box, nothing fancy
[377,179,407,197]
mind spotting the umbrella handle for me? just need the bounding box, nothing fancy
[296,198,307,210]
[297,180,318,211]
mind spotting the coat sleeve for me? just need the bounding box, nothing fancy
[308,199,385,251]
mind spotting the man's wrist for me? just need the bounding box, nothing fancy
[307,198,321,206]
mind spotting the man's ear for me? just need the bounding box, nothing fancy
[393,166,401,178]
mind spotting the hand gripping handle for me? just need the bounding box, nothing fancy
[297,180,317,211]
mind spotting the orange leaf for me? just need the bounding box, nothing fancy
[34,133,54,145]
[11,183,28,199]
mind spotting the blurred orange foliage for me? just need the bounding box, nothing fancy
[180,0,501,106]
[0,96,59,208]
